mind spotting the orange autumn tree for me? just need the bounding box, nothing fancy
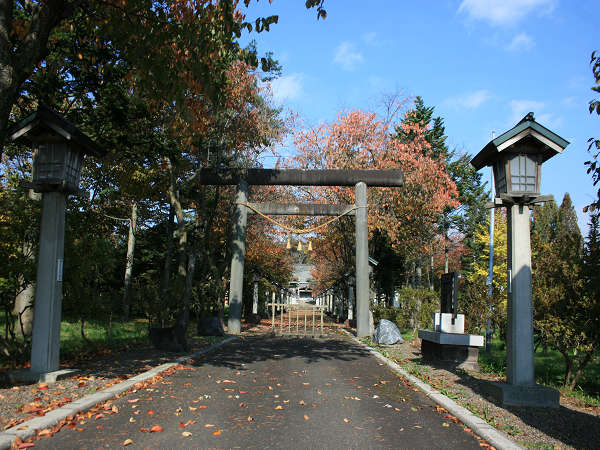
[290,109,459,292]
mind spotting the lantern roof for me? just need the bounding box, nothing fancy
[8,105,106,157]
[471,112,569,170]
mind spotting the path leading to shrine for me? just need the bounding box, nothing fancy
[29,331,485,449]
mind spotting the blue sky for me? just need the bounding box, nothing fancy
[241,0,598,232]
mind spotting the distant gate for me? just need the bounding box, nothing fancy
[268,302,325,337]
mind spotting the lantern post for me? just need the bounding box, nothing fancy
[471,112,568,407]
[9,106,106,381]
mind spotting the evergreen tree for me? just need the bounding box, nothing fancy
[532,193,598,388]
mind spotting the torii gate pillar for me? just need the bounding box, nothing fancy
[228,181,248,335]
[355,182,370,337]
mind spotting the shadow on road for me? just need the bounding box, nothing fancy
[190,334,370,371]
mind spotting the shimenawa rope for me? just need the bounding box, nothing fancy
[236,202,364,235]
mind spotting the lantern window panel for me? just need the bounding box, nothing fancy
[509,154,538,193]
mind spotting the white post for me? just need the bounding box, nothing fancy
[252,278,259,315]
[348,284,354,321]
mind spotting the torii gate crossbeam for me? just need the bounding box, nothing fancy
[196,168,403,337]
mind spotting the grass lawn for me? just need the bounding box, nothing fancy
[479,337,600,406]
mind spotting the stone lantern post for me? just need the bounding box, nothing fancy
[9,106,106,381]
[471,112,568,407]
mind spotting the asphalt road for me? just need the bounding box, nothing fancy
[33,333,484,449]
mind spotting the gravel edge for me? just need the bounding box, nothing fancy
[0,336,238,450]
[342,330,523,450]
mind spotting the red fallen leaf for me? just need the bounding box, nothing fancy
[38,428,53,437]
[33,397,42,402]
[96,425,103,430]
[239,391,248,394]
[179,420,195,428]
[199,405,207,409]
[77,381,86,387]
[139,427,150,432]
[222,380,236,384]
[212,429,222,436]
[62,397,71,403]
[127,399,139,403]
[150,425,163,433]
[147,409,154,415]
[146,397,153,401]
[184,382,192,386]
[464,428,472,433]
[94,414,104,420]
[17,443,35,449]
[66,422,77,429]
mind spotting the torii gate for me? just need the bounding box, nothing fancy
[197,168,403,337]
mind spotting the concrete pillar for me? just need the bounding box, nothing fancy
[30,192,66,374]
[227,181,248,335]
[355,182,370,337]
[506,204,535,385]
[252,277,259,315]
[348,284,354,321]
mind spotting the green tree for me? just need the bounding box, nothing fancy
[585,51,600,211]
[532,193,598,389]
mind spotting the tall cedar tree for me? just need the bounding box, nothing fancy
[585,51,600,211]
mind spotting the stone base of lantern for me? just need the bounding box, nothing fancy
[483,381,559,408]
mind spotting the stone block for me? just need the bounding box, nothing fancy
[433,313,465,334]
[418,329,484,347]
[482,382,559,407]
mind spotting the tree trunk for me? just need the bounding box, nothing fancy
[161,203,175,300]
[429,255,434,290]
[569,346,597,390]
[122,201,138,321]
[562,350,573,388]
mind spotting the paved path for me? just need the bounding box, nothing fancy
[33,333,483,449]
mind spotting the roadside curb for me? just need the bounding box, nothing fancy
[0,335,238,449]
[342,330,523,450]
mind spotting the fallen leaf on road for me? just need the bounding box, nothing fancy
[188,406,197,411]
[343,418,350,423]
[123,439,133,446]
[274,405,283,410]
[204,424,215,428]
[94,414,105,420]
[150,425,163,433]
[147,409,154,415]
[182,431,192,437]
[384,404,392,408]
[18,443,35,449]
[212,429,222,436]
[184,382,192,386]
[304,415,309,420]
[127,399,139,403]
[247,416,253,421]
[443,423,450,427]
[129,417,136,423]
[464,428,472,433]
[222,380,236,384]
[299,400,305,405]
[199,406,207,409]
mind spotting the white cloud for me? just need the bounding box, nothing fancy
[508,99,562,128]
[361,32,377,44]
[333,41,364,71]
[506,32,535,51]
[445,89,492,109]
[509,99,545,123]
[458,0,556,26]
[270,74,304,103]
